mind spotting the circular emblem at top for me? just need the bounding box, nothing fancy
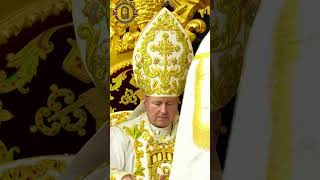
[113,0,138,24]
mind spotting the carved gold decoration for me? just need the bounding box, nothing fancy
[169,0,209,26]
[0,140,19,164]
[110,56,132,76]
[0,0,72,45]
[212,0,261,109]
[62,38,92,84]
[133,0,166,30]
[110,0,208,63]
[0,100,14,124]
[30,84,88,136]
[0,159,64,179]
[0,23,72,94]
[185,19,207,42]
[133,8,193,97]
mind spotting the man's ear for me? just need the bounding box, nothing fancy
[143,95,148,106]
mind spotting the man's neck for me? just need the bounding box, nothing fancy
[149,122,172,136]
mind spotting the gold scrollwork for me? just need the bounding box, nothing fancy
[110,106,116,114]
[110,111,132,126]
[110,70,130,92]
[169,0,209,27]
[30,84,88,136]
[122,120,175,179]
[0,23,72,94]
[0,159,65,179]
[0,100,14,125]
[0,0,72,45]
[0,140,20,164]
[110,0,208,56]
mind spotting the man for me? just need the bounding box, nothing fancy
[110,7,193,180]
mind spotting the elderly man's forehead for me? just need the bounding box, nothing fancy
[146,96,179,102]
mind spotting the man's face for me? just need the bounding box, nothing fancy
[144,96,180,128]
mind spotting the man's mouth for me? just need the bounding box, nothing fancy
[157,117,168,119]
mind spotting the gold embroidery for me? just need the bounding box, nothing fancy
[129,73,138,87]
[134,9,193,96]
[110,70,129,92]
[0,0,72,45]
[110,106,116,113]
[119,88,139,105]
[122,121,146,177]
[0,24,72,94]
[77,22,106,82]
[122,120,175,179]
[30,84,88,136]
[146,140,175,180]
[0,140,19,164]
[110,111,132,126]
[0,159,64,179]
[0,100,14,125]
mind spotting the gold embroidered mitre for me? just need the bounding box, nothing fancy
[132,7,194,97]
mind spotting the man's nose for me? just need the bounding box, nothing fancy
[160,104,168,114]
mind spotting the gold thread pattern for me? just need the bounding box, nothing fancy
[0,100,14,125]
[119,88,139,105]
[0,159,65,179]
[110,111,132,126]
[0,0,72,45]
[121,119,175,179]
[30,84,88,136]
[133,8,193,97]
[0,140,20,164]
[0,24,72,94]
[122,121,146,177]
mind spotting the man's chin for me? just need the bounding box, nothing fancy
[154,119,170,127]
